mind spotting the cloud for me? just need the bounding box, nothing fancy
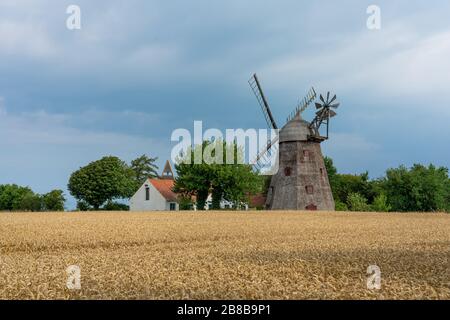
[325,133,379,153]
[0,97,6,116]
[358,31,450,97]
[0,20,58,58]
[121,44,181,79]
[0,105,164,148]
[260,23,450,113]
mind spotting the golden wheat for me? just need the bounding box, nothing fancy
[0,211,449,299]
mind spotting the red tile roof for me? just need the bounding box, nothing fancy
[149,179,178,202]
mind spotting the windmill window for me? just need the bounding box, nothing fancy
[306,204,317,211]
[284,167,292,176]
[306,185,314,194]
[145,186,150,201]
[303,150,311,161]
[320,168,324,176]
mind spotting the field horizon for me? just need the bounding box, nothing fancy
[1,211,449,300]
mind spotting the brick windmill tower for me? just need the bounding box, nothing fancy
[249,74,339,211]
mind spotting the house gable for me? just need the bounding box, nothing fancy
[130,179,167,211]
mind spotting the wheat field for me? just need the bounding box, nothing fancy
[0,211,449,300]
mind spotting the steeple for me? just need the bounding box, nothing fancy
[160,160,174,180]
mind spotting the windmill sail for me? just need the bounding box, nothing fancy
[249,74,278,129]
[252,135,279,174]
[286,87,316,123]
[254,135,279,164]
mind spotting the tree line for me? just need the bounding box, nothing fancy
[0,185,65,212]
[1,148,448,212]
[324,157,450,212]
[0,155,159,212]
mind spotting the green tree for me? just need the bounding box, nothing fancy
[68,156,136,210]
[42,190,65,211]
[178,196,194,210]
[347,193,371,212]
[383,164,449,212]
[76,200,90,211]
[130,154,159,188]
[220,163,263,209]
[324,156,338,196]
[19,192,43,212]
[335,200,348,211]
[322,156,450,212]
[371,193,391,212]
[173,143,212,210]
[173,140,263,210]
[446,178,450,212]
[210,140,263,209]
[0,184,35,211]
[337,173,377,205]
[103,201,129,211]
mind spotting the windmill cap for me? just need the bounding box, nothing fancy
[279,116,313,142]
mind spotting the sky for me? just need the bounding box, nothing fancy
[1,0,450,209]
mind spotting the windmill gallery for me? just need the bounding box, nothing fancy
[170,73,341,211]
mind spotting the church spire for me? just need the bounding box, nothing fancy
[160,160,174,180]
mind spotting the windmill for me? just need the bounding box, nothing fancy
[249,73,339,211]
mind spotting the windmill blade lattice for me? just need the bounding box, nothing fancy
[252,135,279,172]
[249,74,278,130]
[286,87,317,123]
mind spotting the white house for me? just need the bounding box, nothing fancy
[130,161,179,211]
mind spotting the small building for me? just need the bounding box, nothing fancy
[130,161,179,211]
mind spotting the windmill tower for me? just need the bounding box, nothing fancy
[249,74,340,211]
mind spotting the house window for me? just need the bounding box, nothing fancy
[145,186,150,201]
[284,167,292,176]
[169,203,176,211]
[306,185,314,194]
